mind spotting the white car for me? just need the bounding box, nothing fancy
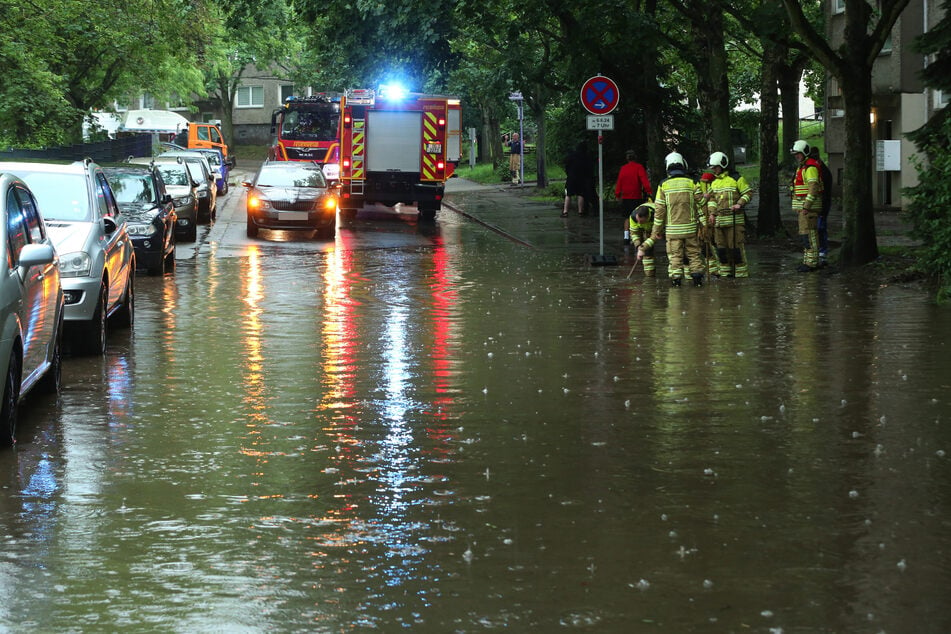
[0,160,135,356]
[0,173,65,445]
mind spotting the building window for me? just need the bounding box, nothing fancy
[237,85,264,108]
[880,33,893,55]
[834,0,845,14]
[937,90,949,108]
[280,85,295,104]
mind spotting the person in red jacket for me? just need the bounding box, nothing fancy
[616,150,652,243]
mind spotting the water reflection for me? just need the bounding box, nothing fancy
[0,226,949,630]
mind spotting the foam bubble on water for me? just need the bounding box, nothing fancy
[703,579,714,589]
[624,400,631,408]
[937,449,946,458]
[487,352,493,358]
[849,490,860,499]
[635,579,650,590]
[897,558,907,572]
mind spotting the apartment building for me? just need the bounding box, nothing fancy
[824,0,947,209]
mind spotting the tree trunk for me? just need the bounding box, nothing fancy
[531,103,548,189]
[839,74,879,266]
[778,65,802,172]
[757,42,784,237]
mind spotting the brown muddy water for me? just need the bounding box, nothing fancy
[1,216,949,632]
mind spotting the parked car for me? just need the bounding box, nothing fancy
[188,148,229,195]
[157,151,217,222]
[0,173,65,445]
[242,162,337,239]
[131,157,199,242]
[0,159,135,356]
[103,163,177,276]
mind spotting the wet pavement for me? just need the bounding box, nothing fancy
[0,168,946,632]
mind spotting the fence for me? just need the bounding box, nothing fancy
[0,134,153,163]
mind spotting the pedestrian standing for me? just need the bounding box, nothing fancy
[790,140,824,272]
[616,150,652,240]
[630,202,657,277]
[507,132,522,185]
[705,152,753,278]
[652,152,706,287]
[562,143,591,217]
[808,146,833,266]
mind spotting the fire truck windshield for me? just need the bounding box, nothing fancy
[280,110,339,142]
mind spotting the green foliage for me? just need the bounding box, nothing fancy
[905,115,951,300]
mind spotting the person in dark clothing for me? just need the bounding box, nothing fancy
[809,146,834,266]
[562,143,592,216]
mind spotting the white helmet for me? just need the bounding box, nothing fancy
[665,152,687,171]
[790,139,810,155]
[708,151,729,169]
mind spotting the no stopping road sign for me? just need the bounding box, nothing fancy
[580,76,619,115]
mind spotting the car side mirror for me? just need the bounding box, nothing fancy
[103,216,119,235]
[162,194,173,204]
[241,180,253,188]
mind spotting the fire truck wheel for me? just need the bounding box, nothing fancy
[246,217,259,238]
[340,208,358,222]
[419,208,437,222]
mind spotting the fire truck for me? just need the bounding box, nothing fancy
[337,88,461,221]
[268,93,342,176]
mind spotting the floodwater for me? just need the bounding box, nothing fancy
[1,211,950,632]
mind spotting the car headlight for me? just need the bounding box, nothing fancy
[322,163,340,180]
[127,223,158,236]
[197,189,208,198]
[247,194,271,211]
[59,251,93,278]
[174,194,194,207]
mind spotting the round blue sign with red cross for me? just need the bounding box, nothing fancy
[580,76,619,115]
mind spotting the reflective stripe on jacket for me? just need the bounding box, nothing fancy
[793,158,823,212]
[652,174,704,238]
[707,171,752,227]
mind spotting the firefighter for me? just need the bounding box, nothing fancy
[652,152,706,287]
[790,139,824,272]
[705,151,753,278]
[630,202,657,277]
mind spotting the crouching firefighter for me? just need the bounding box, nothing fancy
[706,151,753,278]
[653,152,706,287]
[630,202,657,277]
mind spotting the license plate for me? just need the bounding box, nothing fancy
[279,212,308,221]
[425,142,442,153]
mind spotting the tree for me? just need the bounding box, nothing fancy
[782,0,912,267]
[0,0,211,147]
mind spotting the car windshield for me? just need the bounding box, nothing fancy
[109,173,155,204]
[183,162,205,183]
[257,166,327,188]
[157,165,189,186]
[17,171,90,221]
[198,152,221,166]
[280,109,339,142]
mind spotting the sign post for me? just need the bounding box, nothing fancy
[580,76,620,266]
[509,91,525,185]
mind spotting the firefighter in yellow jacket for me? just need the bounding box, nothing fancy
[706,151,753,278]
[629,202,657,277]
[652,152,706,287]
[790,139,824,272]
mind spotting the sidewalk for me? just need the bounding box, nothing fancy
[443,177,920,256]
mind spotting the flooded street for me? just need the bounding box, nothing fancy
[1,185,950,632]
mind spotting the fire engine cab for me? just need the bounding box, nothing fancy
[337,88,461,221]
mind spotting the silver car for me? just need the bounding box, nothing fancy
[0,160,135,356]
[157,151,217,222]
[0,173,65,444]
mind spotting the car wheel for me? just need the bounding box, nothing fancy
[112,273,135,328]
[246,216,259,238]
[222,181,229,195]
[186,223,197,242]
[211,203,217,222]
[340,208,357,222]
[78,284,108,356]
[164,247,176,275]
[317,225,336,240]
[419,207,437,222]
[1,349,21,446]
[36,314,63,396]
